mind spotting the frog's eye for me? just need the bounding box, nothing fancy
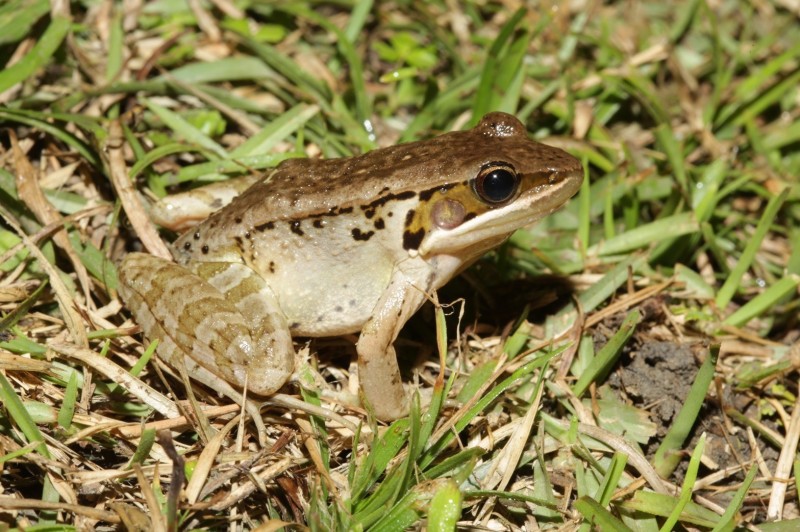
[473,163,519,205]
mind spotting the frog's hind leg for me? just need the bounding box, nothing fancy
[118,253,294,398]
[192,260,295,396]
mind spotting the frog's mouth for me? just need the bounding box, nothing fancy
[416,167,583,256]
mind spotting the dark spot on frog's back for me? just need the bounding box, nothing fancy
[201,245,209,254]
[403,228,425,250]
[352,228,375,241]
[419,182,457,201]
[183,242,192,251]
[313,219,325,229]
[255,221,275,231]
[374,218,385,230]
[290,221,304,236]
[364,190,417,210]
[269,261,276,273]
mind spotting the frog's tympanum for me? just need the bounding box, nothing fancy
[119,112,583,420]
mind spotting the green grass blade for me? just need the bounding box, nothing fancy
[575,496,634,532]
[723,275,800,327]
[0,0,50,46]
[590,212,699,256]
[0,373,50,458]
[0,16,70,92]
[660,433,706,531]
[710,463,757,532]
[142,98,227,158]
[56,371,79,430]
[472,7,527,121]
[427,480,462,532]
[716,186,789,309]
[572,310,640,397]
[653,346,718,478]
[106,11,124,82]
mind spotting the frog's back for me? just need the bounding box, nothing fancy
[221,112,578,226]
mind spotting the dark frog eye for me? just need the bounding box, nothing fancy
[473,162,519,205]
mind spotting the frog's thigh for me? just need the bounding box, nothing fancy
[192,261,294,395]
[119,253,291,396]
[357,267,430,420]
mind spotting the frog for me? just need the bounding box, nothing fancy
[118,112,583,421]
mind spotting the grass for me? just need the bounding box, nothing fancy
[0,0,799,529]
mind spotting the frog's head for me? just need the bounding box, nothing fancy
[404,112,584,259]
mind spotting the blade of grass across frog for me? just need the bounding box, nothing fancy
[0,15,69,93]
[661,433,707,531]
[710,463,757,532]
[229,104,319,158]
[652,345,717,479]
[418,346,564,471]
[574,496,635,532]
[716,186,789,310]
[571,309,640,398]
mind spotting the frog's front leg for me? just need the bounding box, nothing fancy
[118,253,294,396]
[357,259,433,420]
